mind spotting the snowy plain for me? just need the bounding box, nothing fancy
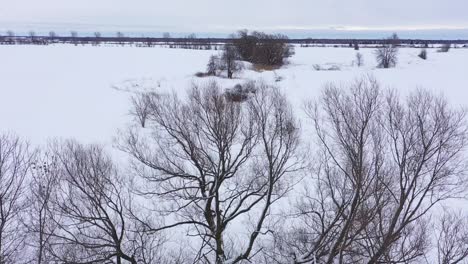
[1,44,468,149]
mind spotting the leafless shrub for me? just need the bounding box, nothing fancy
[0,134,32,263]
[121,80,301,263]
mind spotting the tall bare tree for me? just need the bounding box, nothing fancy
[0,134,31,263]
[273,76,468,264]
[46,141,164,264]
[25,151,59,264]
[121,81,301,263]
[219,45,242,79]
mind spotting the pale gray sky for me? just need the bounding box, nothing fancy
[1,0,467,32]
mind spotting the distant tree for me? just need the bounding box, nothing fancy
[6,30,15,37]
[48,31,56,38]
[354,42,360,50]
[93,32,101,46]
[69,31,79,45]
[219,45,243,78]
[186,33,197,39]
[116,32,125,46]
[355,52,364,66]
[29,31,36,42]
[375,35,399,68]
[390,32,400,46]
[439,43,451,52]
[162,32,171,39]
[418,48,427,60]
[206,55,219,76]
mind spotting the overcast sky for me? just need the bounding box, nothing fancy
[1,0,467,32]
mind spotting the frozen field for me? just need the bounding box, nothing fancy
[1,45,468,149]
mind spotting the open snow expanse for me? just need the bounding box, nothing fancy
[1,45,468,147]
[1,44,468,262]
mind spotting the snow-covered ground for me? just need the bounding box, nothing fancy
[1,44,467,260]
[1,45,467,150]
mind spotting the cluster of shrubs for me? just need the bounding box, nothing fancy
[232,30,294,67]
[197,31,294,79]
[224,82,257,102]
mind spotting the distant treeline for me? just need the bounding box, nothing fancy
[1,35,467,47]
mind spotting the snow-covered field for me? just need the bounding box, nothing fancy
[1,45,468,149]
[1,44,467,261]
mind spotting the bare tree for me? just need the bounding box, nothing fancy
[46,141,164,264]
[116,32,125,46]
[435,209,468,264]
[206,55,219,76]
[131,92,157,128]
[390,32,401,47]
[6,30,14,38]
[48,31,56,38]
[94,32,102,46]
[29,31,36,42]
[121,81,301,263]
[375,44,398,68]
[219,45,243,78]
[276,76,468,264]
[0,134,31,263]
[70,31,78,45]
[355,52,364,67]
[354,42,359,50]
[419,48,428,60]
[25,152,59,264]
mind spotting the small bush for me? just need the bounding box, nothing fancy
[418,49,427,60]
[195,72,210,78]
[225,82,257,102]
